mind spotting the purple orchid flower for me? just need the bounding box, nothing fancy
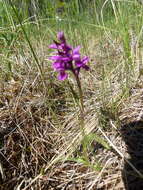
[49,32,89,80]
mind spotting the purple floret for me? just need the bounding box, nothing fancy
[49,32,89,80]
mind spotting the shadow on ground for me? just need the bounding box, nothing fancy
[121,121,143,190]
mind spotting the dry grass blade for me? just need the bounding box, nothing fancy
[22,115,98,190]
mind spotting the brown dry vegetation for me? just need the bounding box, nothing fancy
[0,25,143,190]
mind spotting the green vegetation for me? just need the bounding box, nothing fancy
[0,0,143,189]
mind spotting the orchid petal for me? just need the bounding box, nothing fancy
[82,56,89,64]
[73,46,81,61]
[49,44,58,49]
[58,71,68,80]
[73,54,81,61]
[73,46,80,54]
[57,31,66,42]
[49,55,61,61]
[52,62,64,71]
[75,61,83,67]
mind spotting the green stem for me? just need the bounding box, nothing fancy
[75,74,84,115]
[75,74,88,161]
